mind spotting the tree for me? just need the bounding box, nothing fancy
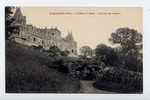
[109,28,143,72]
[79,46,92,57]
[95,44,118,66]
[109,27,142,57]
[5,7,20,40]
[5,7,17,40]
[47,46,61,56]
[61,50,70,56]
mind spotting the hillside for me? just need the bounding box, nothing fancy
[6,41,80,93]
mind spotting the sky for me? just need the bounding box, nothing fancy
[20,7,142,49]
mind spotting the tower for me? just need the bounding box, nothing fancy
[13,7,26,25]
[66,32,74,41]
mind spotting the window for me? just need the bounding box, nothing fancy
[33,37,36,42]
[42,40,44,45]
[21,37,26,41]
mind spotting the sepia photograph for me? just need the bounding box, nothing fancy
[5,7,143,93]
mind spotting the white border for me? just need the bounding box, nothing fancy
[0,0,150,100]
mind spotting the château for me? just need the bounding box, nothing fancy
[11,8,77,56]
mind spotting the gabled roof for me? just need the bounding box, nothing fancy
[13,7,23,19]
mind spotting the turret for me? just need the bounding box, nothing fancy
[66,32,74,41]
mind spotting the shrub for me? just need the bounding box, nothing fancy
[117,55,143,72]
[93,66,143,93]
[95,44,118,66]
[6,41,80,93]
[61,50,70,56]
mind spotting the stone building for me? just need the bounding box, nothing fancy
[12,8,77,55]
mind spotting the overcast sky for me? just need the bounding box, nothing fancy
[20,7,142,49]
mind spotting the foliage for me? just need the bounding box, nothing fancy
[61,50,70,56]
[49,57,98,80]
[93,66,143,93]
[108,28,143,72]
[109,27,142,56]
[5,7,19,40]
[45,46,70,57]
[6,41,80,93]
[117,54,143,72]
[95,44,118,66]
[50,54,143,93]
[67,57,97,80]
[79,46,93,57]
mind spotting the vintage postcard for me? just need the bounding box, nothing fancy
[5,7,143,93]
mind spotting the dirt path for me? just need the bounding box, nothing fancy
[79,80,115,93]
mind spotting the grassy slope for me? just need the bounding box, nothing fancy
[6,41,80,93]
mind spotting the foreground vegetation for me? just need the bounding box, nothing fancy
[6,41,80,93]
[6,40,142,93]
[48,55,142,93]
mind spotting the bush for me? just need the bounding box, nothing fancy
[47,54,143,93]
[46,46,61,57]
[95,44,118,66]
[95,44,143,72]
[93,66,143,93]
[117,55,143,72]
[6,41,80,93]
[61,50,70,56]
[48,56,98,80]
